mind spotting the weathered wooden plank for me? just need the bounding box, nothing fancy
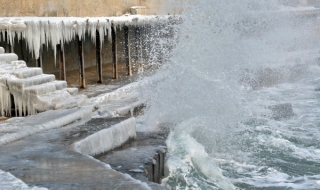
[77,35,86,89]
[112,23,118,79]
[57,43,66,81]
[124,25,132,76]
[96,30,102,83]
[36,46,43,68]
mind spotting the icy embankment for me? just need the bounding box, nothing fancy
[0,15,173,61]
[0,169,47,190]
[0,106,93,145]
[74,117,136,156]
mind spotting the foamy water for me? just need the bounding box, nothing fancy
[140,0,320,189]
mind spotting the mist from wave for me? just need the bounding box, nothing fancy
[139,0,320,189]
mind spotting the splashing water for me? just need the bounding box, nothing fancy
[140,0,320,189]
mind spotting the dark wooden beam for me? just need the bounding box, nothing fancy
[57,43,66,81]
[112,23,118,79]
[96,30,102,83]
[5,32,12,53]
[36,46,43,68]
[77,36,86,89]
[124,25,132,76]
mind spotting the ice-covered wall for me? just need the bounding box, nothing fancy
[0,16,174,63]
[74,117,136,156]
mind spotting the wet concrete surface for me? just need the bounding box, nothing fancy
[97,127,170,190]
[0,117,156,190]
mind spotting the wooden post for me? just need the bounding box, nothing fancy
[5,32,12,53]
[77,35,86,89]
[36,46,43,68]
[159,151,165,178]
[96,30,102,83]
[20,39,25,61]
[153,153,160,183]
[148,162,154,182]
[134,26,143,72]
[57,43,66,81]
[124,25,132,76]
[112,23,118,79]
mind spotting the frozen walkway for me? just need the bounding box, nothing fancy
[0,106,93,145]
[0,117,154,190]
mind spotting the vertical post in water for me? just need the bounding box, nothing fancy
[124,25,132,76]
[57,42,66,81]
[112,23,118,79]
[96,30,102,83]
[36,46,43,68]
[77,35,86,89]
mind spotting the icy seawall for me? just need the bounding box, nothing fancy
[0,106,93,146]
[74,117,137,156]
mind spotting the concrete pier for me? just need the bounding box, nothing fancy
[0,118,156,189]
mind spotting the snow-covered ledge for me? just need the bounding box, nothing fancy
[73,117,136,156]
[0,15,174,60]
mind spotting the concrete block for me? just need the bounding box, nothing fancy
[131,6,147,15]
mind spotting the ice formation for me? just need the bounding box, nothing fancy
[0,51,87,117]
[0,15,176,117]
[0,169,47,190]
[0,16,172,60]
[74,117,137,156]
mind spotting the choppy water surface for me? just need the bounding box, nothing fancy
[141,0,320,189]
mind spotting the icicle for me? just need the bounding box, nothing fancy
[73,18,87,41]
[107,20,112,42]
[23,20,41,60]
[98,20,107,48]
[0,80,11,117]
[48,20,64,66]
[88,19,98,45]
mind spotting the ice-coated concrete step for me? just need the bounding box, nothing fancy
[54,80,67,90]
[0,53,18,63]
[37,90,86,110]
[24,81,67,96]
[7,74,56,91]
[53,95,86,110]
[0,61,27,71]
[9,67,43,79]
[11,61,27,68]
[64,88,78,95]
[0,47,4,54]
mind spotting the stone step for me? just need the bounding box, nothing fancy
[11,61,27,68]
[37,90,86,110]
[24,80,67,96]
[53,94,86,110]
[0,53,18,64]
[7,74,56,91]
[65,88,78,95]
[55,80,68,90]
[0,61,27,71]
[9,67,43,79]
